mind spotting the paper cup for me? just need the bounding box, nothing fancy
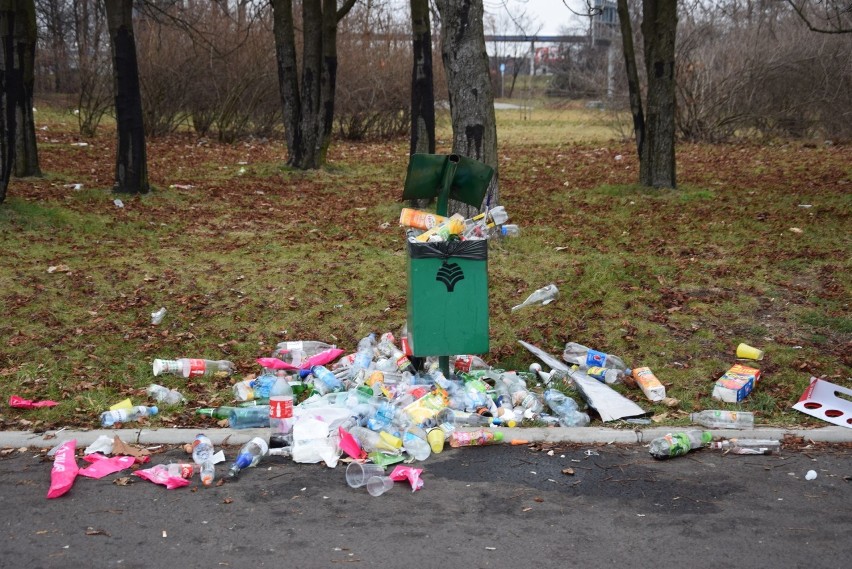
[736,343,764,360]
[345,462,385,488]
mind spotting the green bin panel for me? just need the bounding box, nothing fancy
[406,241,488,356]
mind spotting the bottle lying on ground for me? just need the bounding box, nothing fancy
[690,410,755,429]
[648,430,712,459]
[153,358,235,378]
[709,439,780,455]
[100,405,158,427]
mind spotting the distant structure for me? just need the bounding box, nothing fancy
[591,0,619,42]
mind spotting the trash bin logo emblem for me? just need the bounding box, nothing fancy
[436,262,464,292]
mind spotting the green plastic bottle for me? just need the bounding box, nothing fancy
[649,430,712,459]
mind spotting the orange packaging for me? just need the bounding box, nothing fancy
[399,208,447,230]
[631,367,666,402]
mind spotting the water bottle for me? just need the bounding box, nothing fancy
[346,426,403,454]
[376,335,414,374]
[152,358,235,378]
[543,389,590,427]
[227,437,269,479]
[498,372,544,415]
[402,429,431,461]
[648,430,712,459]
[490,223,520,238]
[273,341,337,366]
[165,462,215,485]
[228,406,271,429]
[100,405,158,427]
[349,333,377,383]
[690,410,755,429]
[449,429,505,447]
[708,438,780,455]
[310,365,345,393]
[146,384,185,405]
[191,434,215,464]
[562,342,630,374]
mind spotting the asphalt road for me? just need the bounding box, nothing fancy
[1,442,849,569]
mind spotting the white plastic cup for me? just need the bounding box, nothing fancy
[366,475,395,497]
[345,462,385,488]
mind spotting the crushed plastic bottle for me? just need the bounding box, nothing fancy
[648,430,712,459]
[152,358,235,378]
[227,437,269,479]
[562,342,630,375]
[511,284,558,312]
[146,384,185,405]
[191,434,215,464]
[100,405,158,427]
[150,307,167,325]
[543,389,590,427]
[690,410,755,429]
[709,438,780,455]
[273,340,336,366]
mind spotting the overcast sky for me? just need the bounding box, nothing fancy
[485,0,589,35]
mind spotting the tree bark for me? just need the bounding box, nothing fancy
[617,0,644,160]
[271,0,303,167]
[299,0,322,169]
[14,0,39,178]
[640,0,677,188]
[409,0,435,156]
[104,0,148,194]
[435,0,499,217]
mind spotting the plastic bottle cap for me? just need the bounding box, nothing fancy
[149,406,159,415]
[493,431,505,442]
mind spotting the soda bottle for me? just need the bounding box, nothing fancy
[152,358,235,378]
[269,394,295,448]
[376,335,414,374]
[227,437,269,479]
[100,405,158,427]
[449,429,505,448]
[648,430,712,459]
[690,410,755,429]
[543,389,590,427]
[191,434,215,464]
[562,342,630,374]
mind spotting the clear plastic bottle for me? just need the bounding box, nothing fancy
[648,430,712,459]
[376,335,414,374]
[498,372,544,415]
[402,429,432,461]
[511,284,558,312]
[708,439,780,455]
[165,461,215,486]
[562,342,630,374]
[449,429,505,447]
[543,389,590,427]
[191,434,215,464]
[491,224,520,238]
[310,365,345,393]
[227,437,269,479]
[146,384,185,405]
[152,358,235,378]
[349,334,377,383]
[228,406,271,429]
[346,426,403,454]
[100,405,158,427]
[273,341,336,366]
[690,410,755,429]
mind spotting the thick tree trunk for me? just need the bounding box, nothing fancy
[14,0,39,178]
[617,0,644,160]
[271,0,303,167]
[409,0,435,156]
[640,0,677,188]
[435,0,499,217]
[299,0,322,169]
[0,2,17,204]
[104,0,148,194]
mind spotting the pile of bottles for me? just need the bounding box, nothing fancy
[399,206,519,243]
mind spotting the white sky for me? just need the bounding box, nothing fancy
[485,0,589,35]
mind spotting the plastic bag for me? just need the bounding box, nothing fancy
[47,440,79,499]
[78,453,136,479]
[389,465,424,492]
[133,464,191,490]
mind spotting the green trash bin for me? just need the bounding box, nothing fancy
[406,239,489,356]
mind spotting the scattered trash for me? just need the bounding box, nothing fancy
[708,439,780,455]
[150,307,167,325]
[366,474,395,496]
[100,405,158,428]
[805,470,817,481]
[84,436,115,456]
[388,465,424,492]
[113,199,124,208]
[448,428,504,447]
[736,342,764,361]
[792,377,852,428]
[153,358,235,378]
[133,465,190,490]
[712,364,761,403]
[8,395,59,409]
[226,437,269,479]
[78,454,136,479]
[47,440,79,499]
[147,384,185,405]
[511,284,558,312]
[631,367,666,402]
[690,410,754,429]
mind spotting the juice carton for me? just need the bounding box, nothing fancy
[712,364,761,403]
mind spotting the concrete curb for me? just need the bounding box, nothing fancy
[2,426,849,449]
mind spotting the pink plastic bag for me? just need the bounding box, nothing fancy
[389,465,424,492]
[10,395,59,409]
[338,426,367,460]
[47,440,79,499]
[78,453,136,479]
[258,348,345,372]
[133,464,190,490]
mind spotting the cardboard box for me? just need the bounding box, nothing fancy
[631,367,666,402]
[712,364,761,403]
[792,377,852,429]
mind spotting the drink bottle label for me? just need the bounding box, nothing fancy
[586,366,608,382]
[283,341,304,350]
[269,396,294,419]
[400,336,412,356]
[455,355,472,372]
[585,349,608,368]
[395,354,412,372]
[176,463,194,478]
[187,359,207,377]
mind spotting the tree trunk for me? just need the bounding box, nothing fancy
[271,0,303,167]
[299,0,322,169]
[14,0,39,178]
[640,0,677,188]
[617,0,644,159]
[409,0,435,156]
[435,0,499,217]
[104,0,148,194]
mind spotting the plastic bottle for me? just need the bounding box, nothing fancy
[376,335,414,374]
[146,384,185,405]
[310,365,345,393]
[273,341,337,366]
[543,389,590,427]
[498,372,544,415]
[511,284,558,312]
[269,394,295,448]
[402,429,432,461]
[414,213,465,242]
[348,333,377,384]
[152,358,235,378]
[690,410,755,429]
[562,342,630,374]
[453,355,491,373]
[347,426,403,454]
[197,406,239,420]
[708,439,781,455]
[585,366,624,385]
[99,405,158,427]
[228,406,271,429]
[227,437,269,479]
[491,224,520,238]
[165,461,215,485]
[191,434,215,464]
[150,307,167,325]
[399,208,447,230]
[449,429,505,448]
[472,205,509,226]
[648,430,712,459]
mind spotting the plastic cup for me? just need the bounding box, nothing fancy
[366,475,395,497]
[736,343,764,360]
[427,428,445,454]
[345,462,385,488]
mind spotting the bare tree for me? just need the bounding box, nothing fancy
[786,0,852,33]
[14,0,40,178]
[104,0,148,193]
[410,0,435,155]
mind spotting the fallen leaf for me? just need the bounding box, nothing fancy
[533,497,544,503]
[113,477,133,486]
[85,527,111,537]
[223,497,233,504]
[112,436,150,458]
